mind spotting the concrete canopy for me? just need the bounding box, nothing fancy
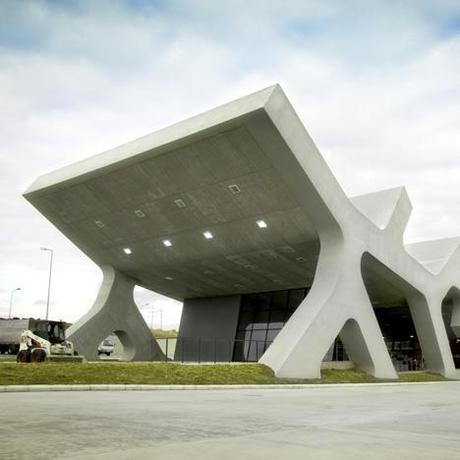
[25,85,460,378]
[25,85,320,301]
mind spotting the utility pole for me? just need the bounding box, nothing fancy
[40,247,53,320]
[8,288,21,319]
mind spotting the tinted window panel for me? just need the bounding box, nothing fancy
[288,289,307,309]
[234,286,309,362]
[272,291,288,309]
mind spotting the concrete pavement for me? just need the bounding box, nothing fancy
[1,382,459,459]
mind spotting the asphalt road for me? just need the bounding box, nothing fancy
[1,383,459,459]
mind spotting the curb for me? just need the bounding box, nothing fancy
[0,381,458,393]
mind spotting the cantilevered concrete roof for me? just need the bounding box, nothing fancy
[25,85,322,300]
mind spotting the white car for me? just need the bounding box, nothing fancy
[98,339,114,356]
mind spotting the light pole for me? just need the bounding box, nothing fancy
[159,307,163,330]
[142,303,163,330]
[40,247,53,320]
[8,288,21,319]
[141,302,153,329]
[149,305,163,330]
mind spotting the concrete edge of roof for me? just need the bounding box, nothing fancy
[1,381,459,393]
[349,186,410,230]
[23,83,282,196]
[405,236,460,275]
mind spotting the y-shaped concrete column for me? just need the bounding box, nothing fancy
[260,242,398,379]
[408,293,456,376]
[66,266,165,361]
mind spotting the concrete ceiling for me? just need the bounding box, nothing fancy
[26,119,320,300]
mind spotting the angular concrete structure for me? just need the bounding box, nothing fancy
[24,85,460,378]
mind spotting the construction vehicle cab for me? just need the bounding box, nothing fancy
[34,321,66,344]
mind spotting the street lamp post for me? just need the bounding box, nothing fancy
[40,247,54,320]
[142,303,163,330]
[8,288,21,319]
[158,307,163,330]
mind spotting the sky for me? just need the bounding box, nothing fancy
[1,0,459,328]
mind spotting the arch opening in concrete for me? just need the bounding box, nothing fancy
[322,336,349,363]
[339,318,376,375]
[322,320,381,372]
[112,329,136,361]
[97,333,125,360]
[361,253,424,372]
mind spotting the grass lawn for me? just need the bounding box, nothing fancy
[0,362,449,386]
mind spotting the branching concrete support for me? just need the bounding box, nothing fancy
[260,244,398,379]
[66,266,165,361]
[408,294,456,376]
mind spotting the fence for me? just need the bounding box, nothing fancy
[155,337,351,364]
[155,336,425,370]
[156,337,266,363]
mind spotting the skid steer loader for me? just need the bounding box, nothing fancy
[16,320,84,363]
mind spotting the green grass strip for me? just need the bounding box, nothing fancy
[0,362,448,386]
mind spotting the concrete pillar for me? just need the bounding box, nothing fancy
[261,289,397,379]
[66,265,164,361]
[260,247,398,379]
[408,293,456,377]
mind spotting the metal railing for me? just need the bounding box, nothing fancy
[156,337,268,363]
[155,337,352,363]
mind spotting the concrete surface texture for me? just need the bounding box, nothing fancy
[1,382,460,459]
[23,85,460,378]
[66,266,164,361]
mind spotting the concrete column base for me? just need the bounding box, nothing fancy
[66,265,165,361]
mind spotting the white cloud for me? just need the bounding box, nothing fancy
[0,0,459,325]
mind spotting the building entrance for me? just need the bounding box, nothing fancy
[233,287,309,362]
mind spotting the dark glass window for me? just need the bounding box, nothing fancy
[272,290,288,310]
[254,309,270,324]
[233,287,309,361]
[288,289,306,310]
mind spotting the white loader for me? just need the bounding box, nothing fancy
[17,320,83,363]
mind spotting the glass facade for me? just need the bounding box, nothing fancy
[374,305,424,371]
[233,287,310,362]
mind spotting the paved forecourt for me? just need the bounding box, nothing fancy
[1,382,459,459]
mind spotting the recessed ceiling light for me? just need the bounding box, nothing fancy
[228,184,241,194]
[162,239,172,247]
[134,209,145,218]
[203,231,213,239]
[174,199,186,208]
[256,219,267,228]
[123,248,132,255]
